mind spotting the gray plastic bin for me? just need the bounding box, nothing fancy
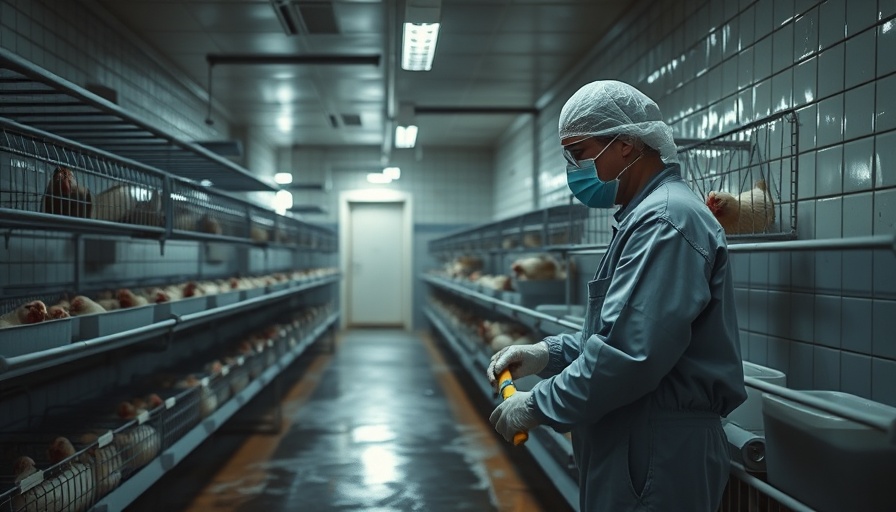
[153,296,208,322]
[762,390,896,512]
[0,319,72,357]
[208,290,241,308]
[727,361,787,433]
[77,305,155,339]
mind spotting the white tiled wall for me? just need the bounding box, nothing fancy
[493,117,536,217]
[283,146,494,225]
[0,0,276,181]
[494,0,896,404]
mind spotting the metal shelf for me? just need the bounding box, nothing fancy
[88,312,339,512]
[0,275,341,383]
[0,116,337,251]
[0,47,273,192]
[422,274,582,333]
[423,305,580,511]
[428,204,589,256]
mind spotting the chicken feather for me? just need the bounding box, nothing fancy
[706,179,775,235]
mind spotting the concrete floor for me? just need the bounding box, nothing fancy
[128,329,547,511]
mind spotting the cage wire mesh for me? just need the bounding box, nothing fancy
[677,110,799,240]
[581,208,616,246]
[0,418,125,512]
[169,180,247,239]
[0,122,166,229]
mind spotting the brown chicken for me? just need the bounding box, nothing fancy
[43,166,92,218]
[0,300,48,328]
[117,289,148,308]
[47,305,70,319]
[706,179,776,235]
[511,254,562,280]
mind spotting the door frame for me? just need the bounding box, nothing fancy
[339,189,413,330]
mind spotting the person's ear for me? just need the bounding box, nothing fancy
[618,138,635,158]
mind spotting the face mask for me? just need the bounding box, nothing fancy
[565,135,639,208]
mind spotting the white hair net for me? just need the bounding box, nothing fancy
[558,80,678,164]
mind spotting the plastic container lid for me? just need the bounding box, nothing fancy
[762,390,896,432]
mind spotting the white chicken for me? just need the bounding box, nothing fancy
[92,184,162,226]
[68,296,107,316]
[0,301,47,329]
[46,305,70,320]
[175,374,218,418]
[79,431,123,499]
[706,179,776,235]
[95,299,120,312]
[114,401,161,472]
[15,436,97,512]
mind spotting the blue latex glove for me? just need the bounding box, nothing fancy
[489,390,540,442]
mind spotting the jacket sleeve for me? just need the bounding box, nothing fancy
[531,217,712,429]
[537,332,584,378]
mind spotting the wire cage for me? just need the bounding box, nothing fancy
[429,204,589,256]
[677,110,799,241]
[168,180,249,240]
[156,386,201,452]
[305,223,337,253]
[0,119,167,233]
[0,395,167,512]
[248,207,278,245]
[0,432,97,512]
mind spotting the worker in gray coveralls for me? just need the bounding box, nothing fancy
[488,79,746,511]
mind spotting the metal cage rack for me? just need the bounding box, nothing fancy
[0,48,272,193]
[0,117,337,252]
[677,109,799,241]
[428,204,589,257]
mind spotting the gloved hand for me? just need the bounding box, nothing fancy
[489,390,540,442]
[486,341,549,388]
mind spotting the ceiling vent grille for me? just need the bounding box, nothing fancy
[340,114,362,126]
[270,0,340,36]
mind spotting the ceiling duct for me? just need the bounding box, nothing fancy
[270,0,340,36]
[340,113,362,126]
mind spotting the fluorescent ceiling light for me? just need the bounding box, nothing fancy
[367,173,392,184]
[277,115,292,132]
[274,172,293,184]
[383,167,401,180]
[273,189,293,214]
[402,23,440,71]
[395,125,418,148]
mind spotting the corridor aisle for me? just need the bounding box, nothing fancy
[141,329,548,511]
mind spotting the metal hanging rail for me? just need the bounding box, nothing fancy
[566,232,896,256]
[0,47,275,192]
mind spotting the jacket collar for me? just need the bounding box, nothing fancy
[613,163,681,224]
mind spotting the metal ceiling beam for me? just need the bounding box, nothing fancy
[207,54,381,67]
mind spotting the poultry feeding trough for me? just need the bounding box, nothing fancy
[677,109,799,241]
[0,295,74,358]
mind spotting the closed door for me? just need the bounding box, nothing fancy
[348,202,404,326]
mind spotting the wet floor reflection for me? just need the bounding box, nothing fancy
[233,329,498,512]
